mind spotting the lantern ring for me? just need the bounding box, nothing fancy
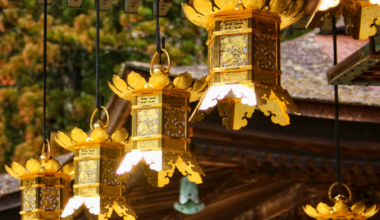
[41,140,51,159]
[328,182,352,202]
[150,49,171,75]
[90,106,110,130]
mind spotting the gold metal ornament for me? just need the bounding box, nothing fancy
[303,183,379,220]
[304,0,380,40]
[5,141,74,220]
[55,107,137,220]
[182,0,300,130]
[109,49,205,187]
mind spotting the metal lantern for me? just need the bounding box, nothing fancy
[304,0,380,40]
[55,107,137,220]
[5,142,74,220]
[109,49,205,187]
[182,0,301,130]
[304,183,379,220]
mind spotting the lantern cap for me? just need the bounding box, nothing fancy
[4,157,74,180]
[109,49,208,102]
[182,0,308,30]
[55,107,130,151]
[303,183,379,219]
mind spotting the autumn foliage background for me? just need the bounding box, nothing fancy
[0,0,207,172]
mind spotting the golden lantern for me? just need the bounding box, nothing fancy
[305,0,380,40]
[55,107,137,220]
[304,183,379,220]
[182,0,301,130]
[5,142,74,220]
[109,49,205,187]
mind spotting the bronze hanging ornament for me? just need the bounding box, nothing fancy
[109,49,205,187]
[182,0,307,130]
[55,107,137,220]
[304,183,378,220]
[5,142,74,220]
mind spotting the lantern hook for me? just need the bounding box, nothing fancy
[150,48,171,76]
[90,106,110,129]
[328,182,352,202]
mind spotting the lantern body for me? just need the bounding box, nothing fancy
[73,143,124,199]
[20,173,71,220]
[132,90,190,153]
[188,10,299,129]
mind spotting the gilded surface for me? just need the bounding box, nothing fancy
[220,19,248,30]
[101,148,120,158]
[163,139,185,151]
[254,18,276,35]
[23,213,36,220]
[137,95,159,105]
[220,34,248,67]
[256,71,276,85]
[220,71,247,82]
[163,108,186,138]
[43,177,59,186]
[253,34,276,70]
[189,110,205,123]
[163,95,185,106]
[40,213,59,219]
[342,0,380,40]
[40,187,59,210]
[209,39,214,73]
[136,108,159,136]
[218,99,255,130]
[101,159,118,185]
[24,178,36,187]
[182,0,305,30]
[23,188,36,211]
[78,160,98,184]
[79,149,98,157]
[136,140,159,150]
[77,187,97,196]
[101,187,120,196]
[258,91,290,126]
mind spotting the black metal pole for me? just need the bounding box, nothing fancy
[96,0,100,119]
[43,0,47,145]
[332,15,342,194]
[156,0,161,64]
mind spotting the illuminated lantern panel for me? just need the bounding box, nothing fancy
[5,156,73,220]
[55,110,137,220]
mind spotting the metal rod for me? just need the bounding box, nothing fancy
[332,15,342,194]
[156,0,161,64]
[96,0,100,119]
[43,0,47,146]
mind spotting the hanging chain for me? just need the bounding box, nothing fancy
[96,0,101,119]
[332,15,342,194]
[156,0,162,64]
[43,0,47,149]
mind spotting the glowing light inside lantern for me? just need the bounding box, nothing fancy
[61,197,101,217]
[199,84,257,111]
[116,151,163,174]
[319,0,340,11]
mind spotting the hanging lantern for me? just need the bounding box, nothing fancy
[55,107,137,220]
[4,142,74,220]
[109,49,205,187]
[182,0,300,130]
[304,183,379,220]
[174,176,205,215]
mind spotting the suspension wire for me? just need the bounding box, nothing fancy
[43,0,47,146]
[155,0,161,64]
[96,0,100,119]
[332,15,342,194]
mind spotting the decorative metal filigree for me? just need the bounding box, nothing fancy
[253,34,276,70]
[23,188,37,211]
[78,160,98,184]
[101,159,118,185]
[137,108,159,136]
[163,108,186,138]
[40,187,59,211]
[220,19,248,30]
[220,34,248,67]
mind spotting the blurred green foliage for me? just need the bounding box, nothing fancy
[0,0,207,171]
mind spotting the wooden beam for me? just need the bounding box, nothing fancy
[233,184,316,220]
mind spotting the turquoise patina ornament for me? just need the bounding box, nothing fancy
[174,176,205,215]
